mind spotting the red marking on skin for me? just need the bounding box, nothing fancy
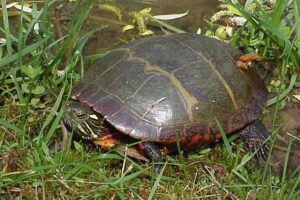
[94,137,121,149]
[99,134,113,140]
[138,143,145,150]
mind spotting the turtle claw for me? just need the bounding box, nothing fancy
[153,164,163,174]
[238,120,269,161]
[253,139,269,161]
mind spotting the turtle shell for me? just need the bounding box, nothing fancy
[71,33,267,147]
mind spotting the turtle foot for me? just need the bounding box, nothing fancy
[238,120,269,161]
[140,142,163,173]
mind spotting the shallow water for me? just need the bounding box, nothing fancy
[115,0,219,32]
[80,0,219,54]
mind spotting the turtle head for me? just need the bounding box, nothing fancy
[62,100,105,140]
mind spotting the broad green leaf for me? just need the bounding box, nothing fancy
[21,82,30,93]
[74,141,83,152]
[30,98,40,105]
[32,85,45,95]
[267,73,297,106]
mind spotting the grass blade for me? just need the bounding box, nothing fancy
[0,37,49,68]
[49,0,93,69]
[270,0,289,28]
[278,139,293,199]
[9,67,25,103]
[39,80,66,142]
[215,118,233,156]
[267,73,297,106]
[295,0,300,55]
[0,118,25,136]
[151,17,186,33]
[1,0,13,56]
[147,163,167,200]
[24,0,58,42]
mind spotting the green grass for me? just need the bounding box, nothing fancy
[1,0,299,199]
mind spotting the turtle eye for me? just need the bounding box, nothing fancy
[73,109,87,119]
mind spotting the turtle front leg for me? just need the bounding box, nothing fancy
[140,142,163,173]
[238,120,269,161]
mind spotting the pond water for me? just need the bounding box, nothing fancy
[115,0,219,32]
[73,0,219,54]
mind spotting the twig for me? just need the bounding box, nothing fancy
[60,121,69,151]
[143,97,166,117]
[286,132,300,141]
[203,165,241,200]
[121,146,128,176]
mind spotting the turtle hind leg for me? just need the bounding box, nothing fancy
[238,120,269,161]
[140,142,163,173]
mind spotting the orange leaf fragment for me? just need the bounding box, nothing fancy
[235,54,262,70]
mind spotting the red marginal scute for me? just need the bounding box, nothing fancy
[187,133,202,147]
[160,125,185,144]
[107,107,140,135]
[129,121,159,141]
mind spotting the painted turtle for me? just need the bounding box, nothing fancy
[62,33,269,171]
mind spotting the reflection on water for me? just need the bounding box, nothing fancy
[116,0,219,32]
[82,0,219,55]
